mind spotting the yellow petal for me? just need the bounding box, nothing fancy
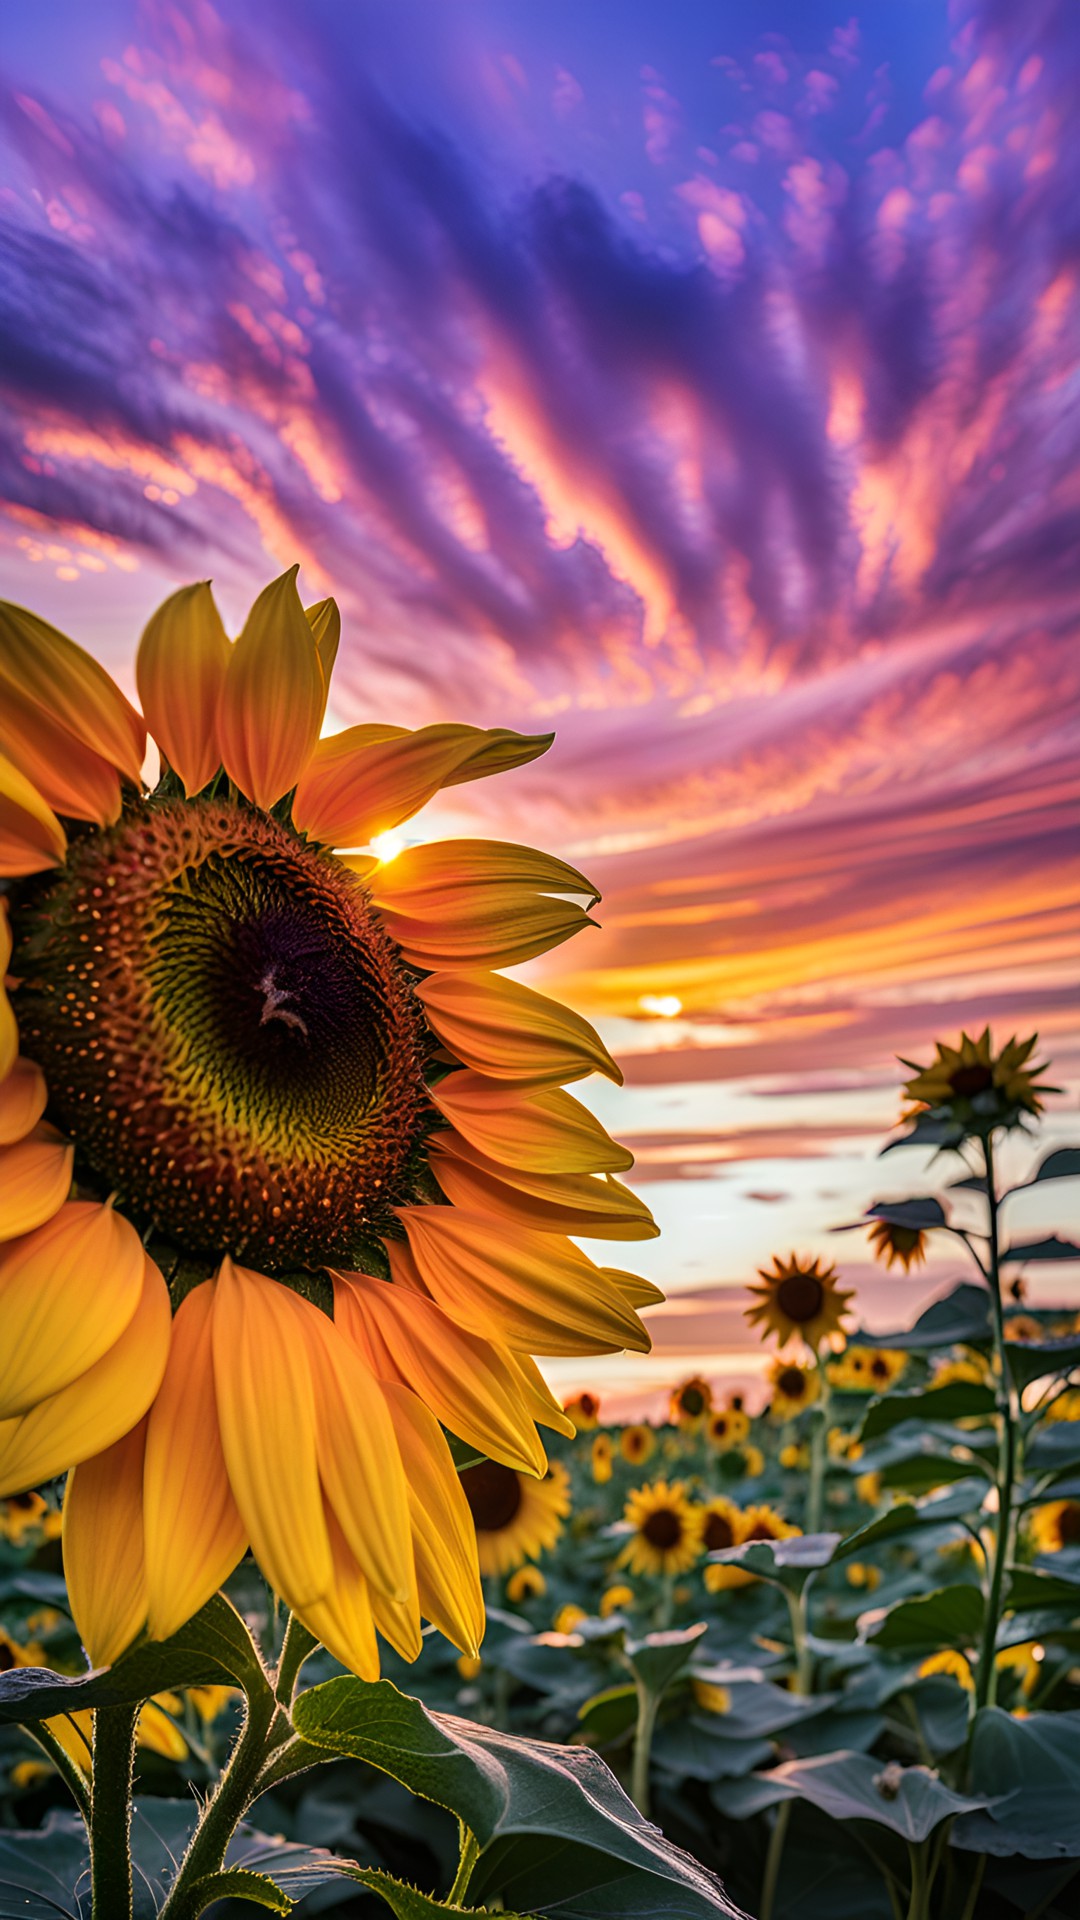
[293,1509,381,1681]
[0,750,66,877]
[0,1252,171,1496]
[211,1258,332,1608]
[302,1303,413,1605]
[369,839,599,969]
[383,1382,484,1656]
[0,904,15,1083]
[602,1266,666,1309]
[143,1282,246,1644]
[415,969,620,1088]
[294,723,552,849]
[63,1419,148,1666]
[393,1208,650,1357]
[136,583,231,797]
[430,1136,657,1241]
[0,1127,74,1243]
[0,1059,47,1145]
[501,1352,576,1438]
[0,600,145,786]
[217,568,325,808]
[136,1701,188,1761]
[305,597,340,690]
[0,1201,145,1419]
[430,1072,632,1175]
[333,1270,547,1474]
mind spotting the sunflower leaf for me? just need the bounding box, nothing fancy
[1005,1334,1080,1389]
[706,1533,841,1593]
[185,1869,292,1913]
[859,1381,997,1441]
[1002,1236,1080,1263]
[341,1865,541,1917]
[624,1622,708,1694]
[714,1750,986,1841]
[952,1708,1080,1858]
[869,1282,991,1350]
[0,1811,86,1919]
[861,1582,985,1653]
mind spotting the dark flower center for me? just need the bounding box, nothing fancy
[870,1357,890,1380]
[461,1460,523,1532]
[703,1512,735,1551]
[1058,1504,1080,1547]
[680,1386,706,1416]
[0,1645,15,1673]
[580,1393,598,1416]
[744,1518,778,1542]
[777,1367,806,1398]
[642,1508,682,1549]
[950,1064,994,1098]
[776,1273,825,1323]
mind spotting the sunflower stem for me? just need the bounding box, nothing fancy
[157,1684,281,1920]
[759,1799,791,1920]
[974,1130,1018,1714]
[806,1351,829,1535]
[629,1682,660,1818]
[89,1704,138,1920]
[275,1613,317,1705]
[448,1826,481,1904]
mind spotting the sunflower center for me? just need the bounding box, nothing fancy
[680,1386,706,1417]
[10,799,426,1270]
[461,1460,523,1532]
[642,1507,682,1549]
[950,1064,994,1098]
[703,1511,735,1551]
[870,1356,890,1380]
[743,1518,778,1541]
[776,1273,824,1323]
[1058,1504,1080,1547]
[777,1367,806,1398]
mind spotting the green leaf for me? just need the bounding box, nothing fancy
[863,1583,985,1653]
[690,1679,838,1740]
[187,1869,291,1914]
[1002,1236,1080,1263]
[1005,1564,1080,1610]
[881,1114,966,1155]
[293,1676,741,1917]
[624,1622,707,1694]
[870,1283,990,1351]
[831,1480,986,1562]
[1007,1334,1080,1388]
[715,1750,985,1841]
[859,1381,997,1441]
[0,1811,85,1918]
[876,1449,993,1496]
[343,1867,540,1919]
[866,1197,947,1229]
[576,1683,639,1744]
[1026,1424,1080,1474]
[1007,1147,1080,1190]
[706,1532,840,1593]
[652,1718,774,1781]
[952,1708,1080,1858]
[125,1800,350,1913]
[0,1594,269,1725]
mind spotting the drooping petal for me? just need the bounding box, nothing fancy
[0,1127,74,1244]
[0,1253,170,1496]
[216,568,325,809]
[369,840,599,970]
[137,1702,188,1760]
[63,1420,148,1666]
[301,1302,413,1605]
[305,597,341,690]
[293,1508,381,1681]
[0,750,66,877]
[392,1208,650,1357]
[382,1382,484,1656]
[415,969,620,1088]
[294,723,553,849]
[500,1352,576,1438]
[136,582,231,797]
[430,1135,657,1241]
[0,1201,146,1419]
[332,1270,547,1474]
[143,1282,246,1644]
[0,1059,47,1145]
[0,600,146,787]
[0,905,15,1083]
[430,1072,633,1175]
[211,1258,332,1608]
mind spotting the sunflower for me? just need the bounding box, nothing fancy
[617,1480,703,1576]
[828,1346,907,1392]
[767,1357,820,1420]
[745,1255,853,1349]
[900,1029,1057,1136]
[691,1677,731,1714]
[1029,1500,1080,1554]
[698,1495,745,1556]
[505,1564,547,1605]
[0,577,655,1679]
[619,1423,656,1467]
[868,1220,928,1272]
[670,1376,713,1429]
[1004,1314,1044,1344]
[932,1354,992,1389]
[592,1432,614,1483]
[599,1582,635,1617]
[460,1458,570,1578]
[741,1504,800,1544]
[706,1407,751,1448]
[0,1626,189,1767]
[564,1391,601,1430]
[918,1649,974,1691]
[0,1490,61,1547]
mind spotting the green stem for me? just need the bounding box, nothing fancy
[975,1131,1018,1713]
[806,1353,829,1535]
[905,1839,930,1920]
[759,1800,791,1920]
[25,1719,91,1822]
[785,1585,813,1695]
[629,1684,660,1818]
[90,1705,138,1920]
[958,1852,986,1920]
[157,1686,281,1920]
[275,1613,316,1705]
[448,1827,481,1904]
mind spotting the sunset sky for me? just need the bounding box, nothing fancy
[2,0,1077,1409]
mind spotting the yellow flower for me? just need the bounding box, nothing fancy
[0,1490,60,1546]
[746,1255,853,1349]
[900,1029,1056,1135]
[779,1442,809,1470]
[828,1427,863,1461]
[506,1564,547,1604]
[461,1459,570,1578]
[619,1423,656,1467]
[1046,1390,1080,1424]
[592,1433,614,1483]
[1029,1500,1080,1554]
[618,1480,703,1576]
[553,1603,588,1634]
[670,1376,713,1430]
[599,1582,635,1617]
[918,1649,974,1691]
[706,1408,751,1447]
[0,578,656,1680]
[691,1678,731,1715]
[188,1685,237,1725]
[741,1444,766,1478]
[855,1471,882,1506]
[0,1627,190,1769]
[828,1347,907,1393]
[767,1357,820,1420]
[705,1503,798,1588]
[995,1641,1043,1698]
[740,1504,800,1546]
[932,1354,992,1389]
[456,1654,482,1681]
[564,1391,601,1431]
[845,1562,881,1592]
[867,1220,928,1272]
[698,1496,745,1557]
[1004,1314,1044,1344]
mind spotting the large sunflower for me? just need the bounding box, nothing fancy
[745,1254,852,1349]
[900,1028,1057,1136]
[460,1459,570,1577]
[0,575,657,1678]
[867,1220,927,1272]
[617,1479,703,1576]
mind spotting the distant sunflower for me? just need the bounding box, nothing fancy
[767,1357,820,1420]
[592,1433,614,1483]
[1029,1500,1080,1555]
[670,1376,713,1430]
[706,1407,751,1448]
[1004,1314,1044,1344]
[505,1564,547,1604]
[599,1582,635,1617]
[868,1220,928,1272]
[619,1423,656,1467]
[618,1480,703,1577]
[746,1254,853,1349]
[900,1029,1057,1136]
[0,1491,60,1547]
[741,1504,800,1544]
[918,1649,974,1691]
[564,1391,601,1431]
[698,1495,745,1555]
[828,1346,907,1392]
[460,1459,570,1578]
[0,576,655,1678]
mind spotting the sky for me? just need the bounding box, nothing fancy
[1,0,1078,1411]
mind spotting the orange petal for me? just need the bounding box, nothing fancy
[294,1508,381,1680]
[217,568,326,809]
[392,1208,650,1357]
[305,597,340,689]
[211,1258,332,1608]
[430,1072,633,1175]
[0,1201,146,1419]
[333,1270,547,1474]
[601,1265,666,1308]
[0,1059,47,1145]
[0,750,66,877]
[63,1419,148,1666]
[302,1303,413,1605]
[143,1282,246,1643]
[383,1382,484,1656]
[136,582,231,797]
[415,969,620,1088]
[0,903,16,1082]
[429,1136,657,1241]
[370,840,598,971]
[0,600,145,787]
[0,1126,74,1243]
[0,1252,171,1496]
[294,723,553,849]
[500,1352,576,1438]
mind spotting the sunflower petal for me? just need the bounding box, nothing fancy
[302,1305,413,1605]
[0,1127,74,1244]
[333,1270,548,1475]
[0,1252,170,1496]
[63,1420,148,1666]
[393,1208,651,1357]
[383,1382,484,1656]
[369,840,598,969]
[0,905,15,1083]
[211,1258,332,1608]
[430,1073,632,1175]
[415,969,620,1088]
[295,724,552,849]
[498,1351,576,1439]
[0,601,145,786]
[430,1136,656,1240]
[0,1201,146,1419]
[0,750,66,878]
[217,568,325,809]
[306,597,340,689]
[294,1510,381,1680]
[0,1059,47,1145]
[143,1283,246,1643]
[136,583,231,797]
[600,1266,666,1308]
